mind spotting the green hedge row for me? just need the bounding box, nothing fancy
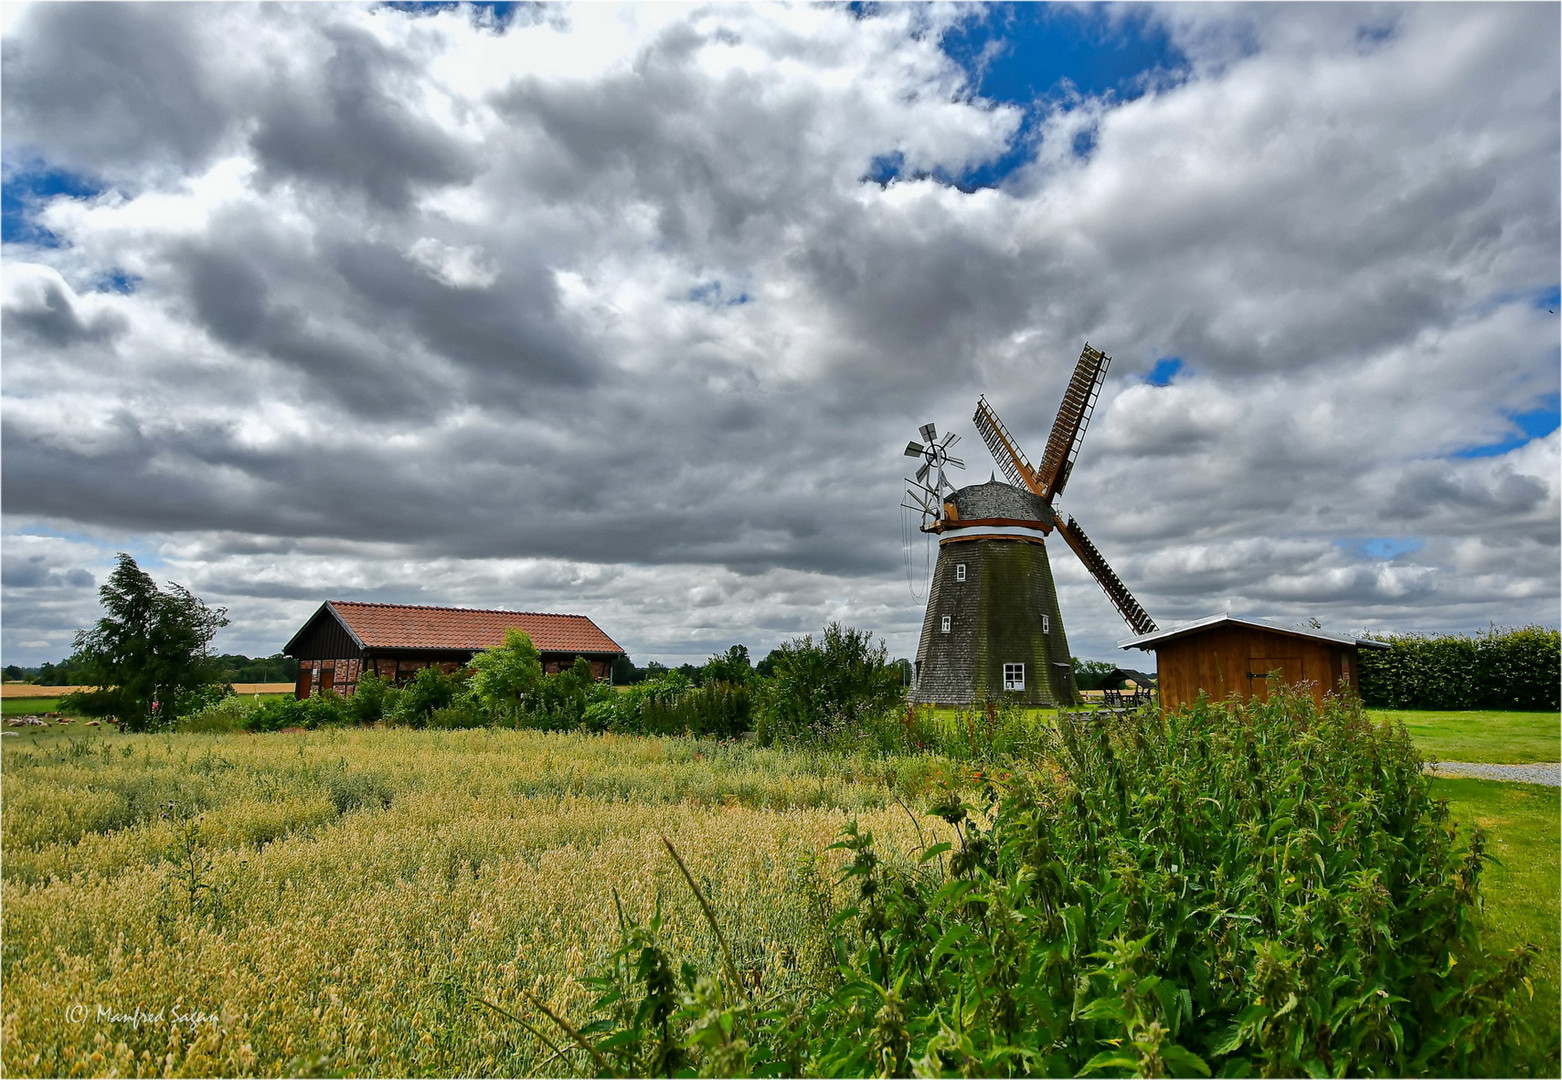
[1358,625,1559,711]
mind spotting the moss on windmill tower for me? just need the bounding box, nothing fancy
[911,480,1079,707]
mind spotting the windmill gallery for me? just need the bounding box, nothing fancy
[901,344,1382,708]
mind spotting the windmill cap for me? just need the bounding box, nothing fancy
[947,479,1051,522]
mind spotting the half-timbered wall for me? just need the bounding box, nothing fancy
[296,652,615,698]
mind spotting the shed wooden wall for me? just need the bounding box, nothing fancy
[1149,626,1359,712]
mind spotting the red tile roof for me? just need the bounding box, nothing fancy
[326,601,625,655]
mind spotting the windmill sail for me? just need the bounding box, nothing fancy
[1054,515,1157,636]
[1036,344,1110,499]
[973,397,1043,495]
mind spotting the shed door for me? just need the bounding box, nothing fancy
[1249,657,1302,702]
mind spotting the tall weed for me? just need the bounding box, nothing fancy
[524,689,1544,1077]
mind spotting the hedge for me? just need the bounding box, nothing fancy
[1358,625,1559,711]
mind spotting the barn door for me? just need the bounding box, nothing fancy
[1249,657,1302,702]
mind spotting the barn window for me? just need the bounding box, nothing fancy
[941,615,951,633]
[956,564,966,582]
[1004,663,1025,691]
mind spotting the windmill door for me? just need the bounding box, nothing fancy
[1248,657,1302,702]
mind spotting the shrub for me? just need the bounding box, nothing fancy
[347,672,394,725]
[425,702,489,730]
[521,660,614,730]
[242,693,348,732]
[643,681,751,739]
[386,666,466,727]
[174,682,236,718]
[534,689,1542,1077]
[753,623,904,747]
[178,694,252,733]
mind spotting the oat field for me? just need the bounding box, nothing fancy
[2,727,962,1077]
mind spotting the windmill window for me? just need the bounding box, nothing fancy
[956,564,966,582]
[1042,614,1050,633]
[1004,663,1025,691]
[940,615,951,634]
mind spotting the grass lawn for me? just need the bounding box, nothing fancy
[1,696,68,717]
[1372,708,1561,763]
[4,693,293,722]
[1432,776,1561,1073]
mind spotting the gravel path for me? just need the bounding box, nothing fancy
[1424,761,1561,786]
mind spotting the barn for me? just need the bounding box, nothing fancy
[1119,613,1387,712]
[284,601,626,699]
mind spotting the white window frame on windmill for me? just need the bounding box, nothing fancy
[1042,614,1050,634]
[940,615,951,633]
[956,563,966,582]
[1004,663,1025,691]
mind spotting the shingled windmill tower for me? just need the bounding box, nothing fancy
[902,344,1158,706]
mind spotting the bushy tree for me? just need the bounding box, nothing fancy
[65,553,229,731]
[465,628,544,709]
[701,644,752,685]
[754,623,904,745]
[1072,657,1118,691]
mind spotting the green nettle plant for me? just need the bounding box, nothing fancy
[500,689,1541,1078]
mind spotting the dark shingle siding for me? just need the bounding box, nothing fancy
[912,538,1079,706]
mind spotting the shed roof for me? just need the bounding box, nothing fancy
[286,601,625,656]
[1118,613,1389,652]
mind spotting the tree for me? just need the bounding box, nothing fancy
[465,628,544,708]
[1071,657,1118,692]
[2,664,22,682]
[702,643,752,684]
[756,623,904,744]
[67,553,229,731]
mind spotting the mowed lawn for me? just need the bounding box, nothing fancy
[1372,708,1561,763]
[1432,776,1561,1072]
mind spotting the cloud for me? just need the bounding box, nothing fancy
[2,3,1556,667]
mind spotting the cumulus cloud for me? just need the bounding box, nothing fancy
[2,2,1556,666]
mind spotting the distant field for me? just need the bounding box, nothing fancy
[0,685,94,698]
[4,688,294,721]
[1,683,292,699]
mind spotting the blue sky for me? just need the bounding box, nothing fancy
[1,162,102,246]
[860,3,1187,190]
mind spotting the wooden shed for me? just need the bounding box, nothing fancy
[1119,613,1387,712]
[284,601,626,699]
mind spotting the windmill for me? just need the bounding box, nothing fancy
[903,344,1157,706]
